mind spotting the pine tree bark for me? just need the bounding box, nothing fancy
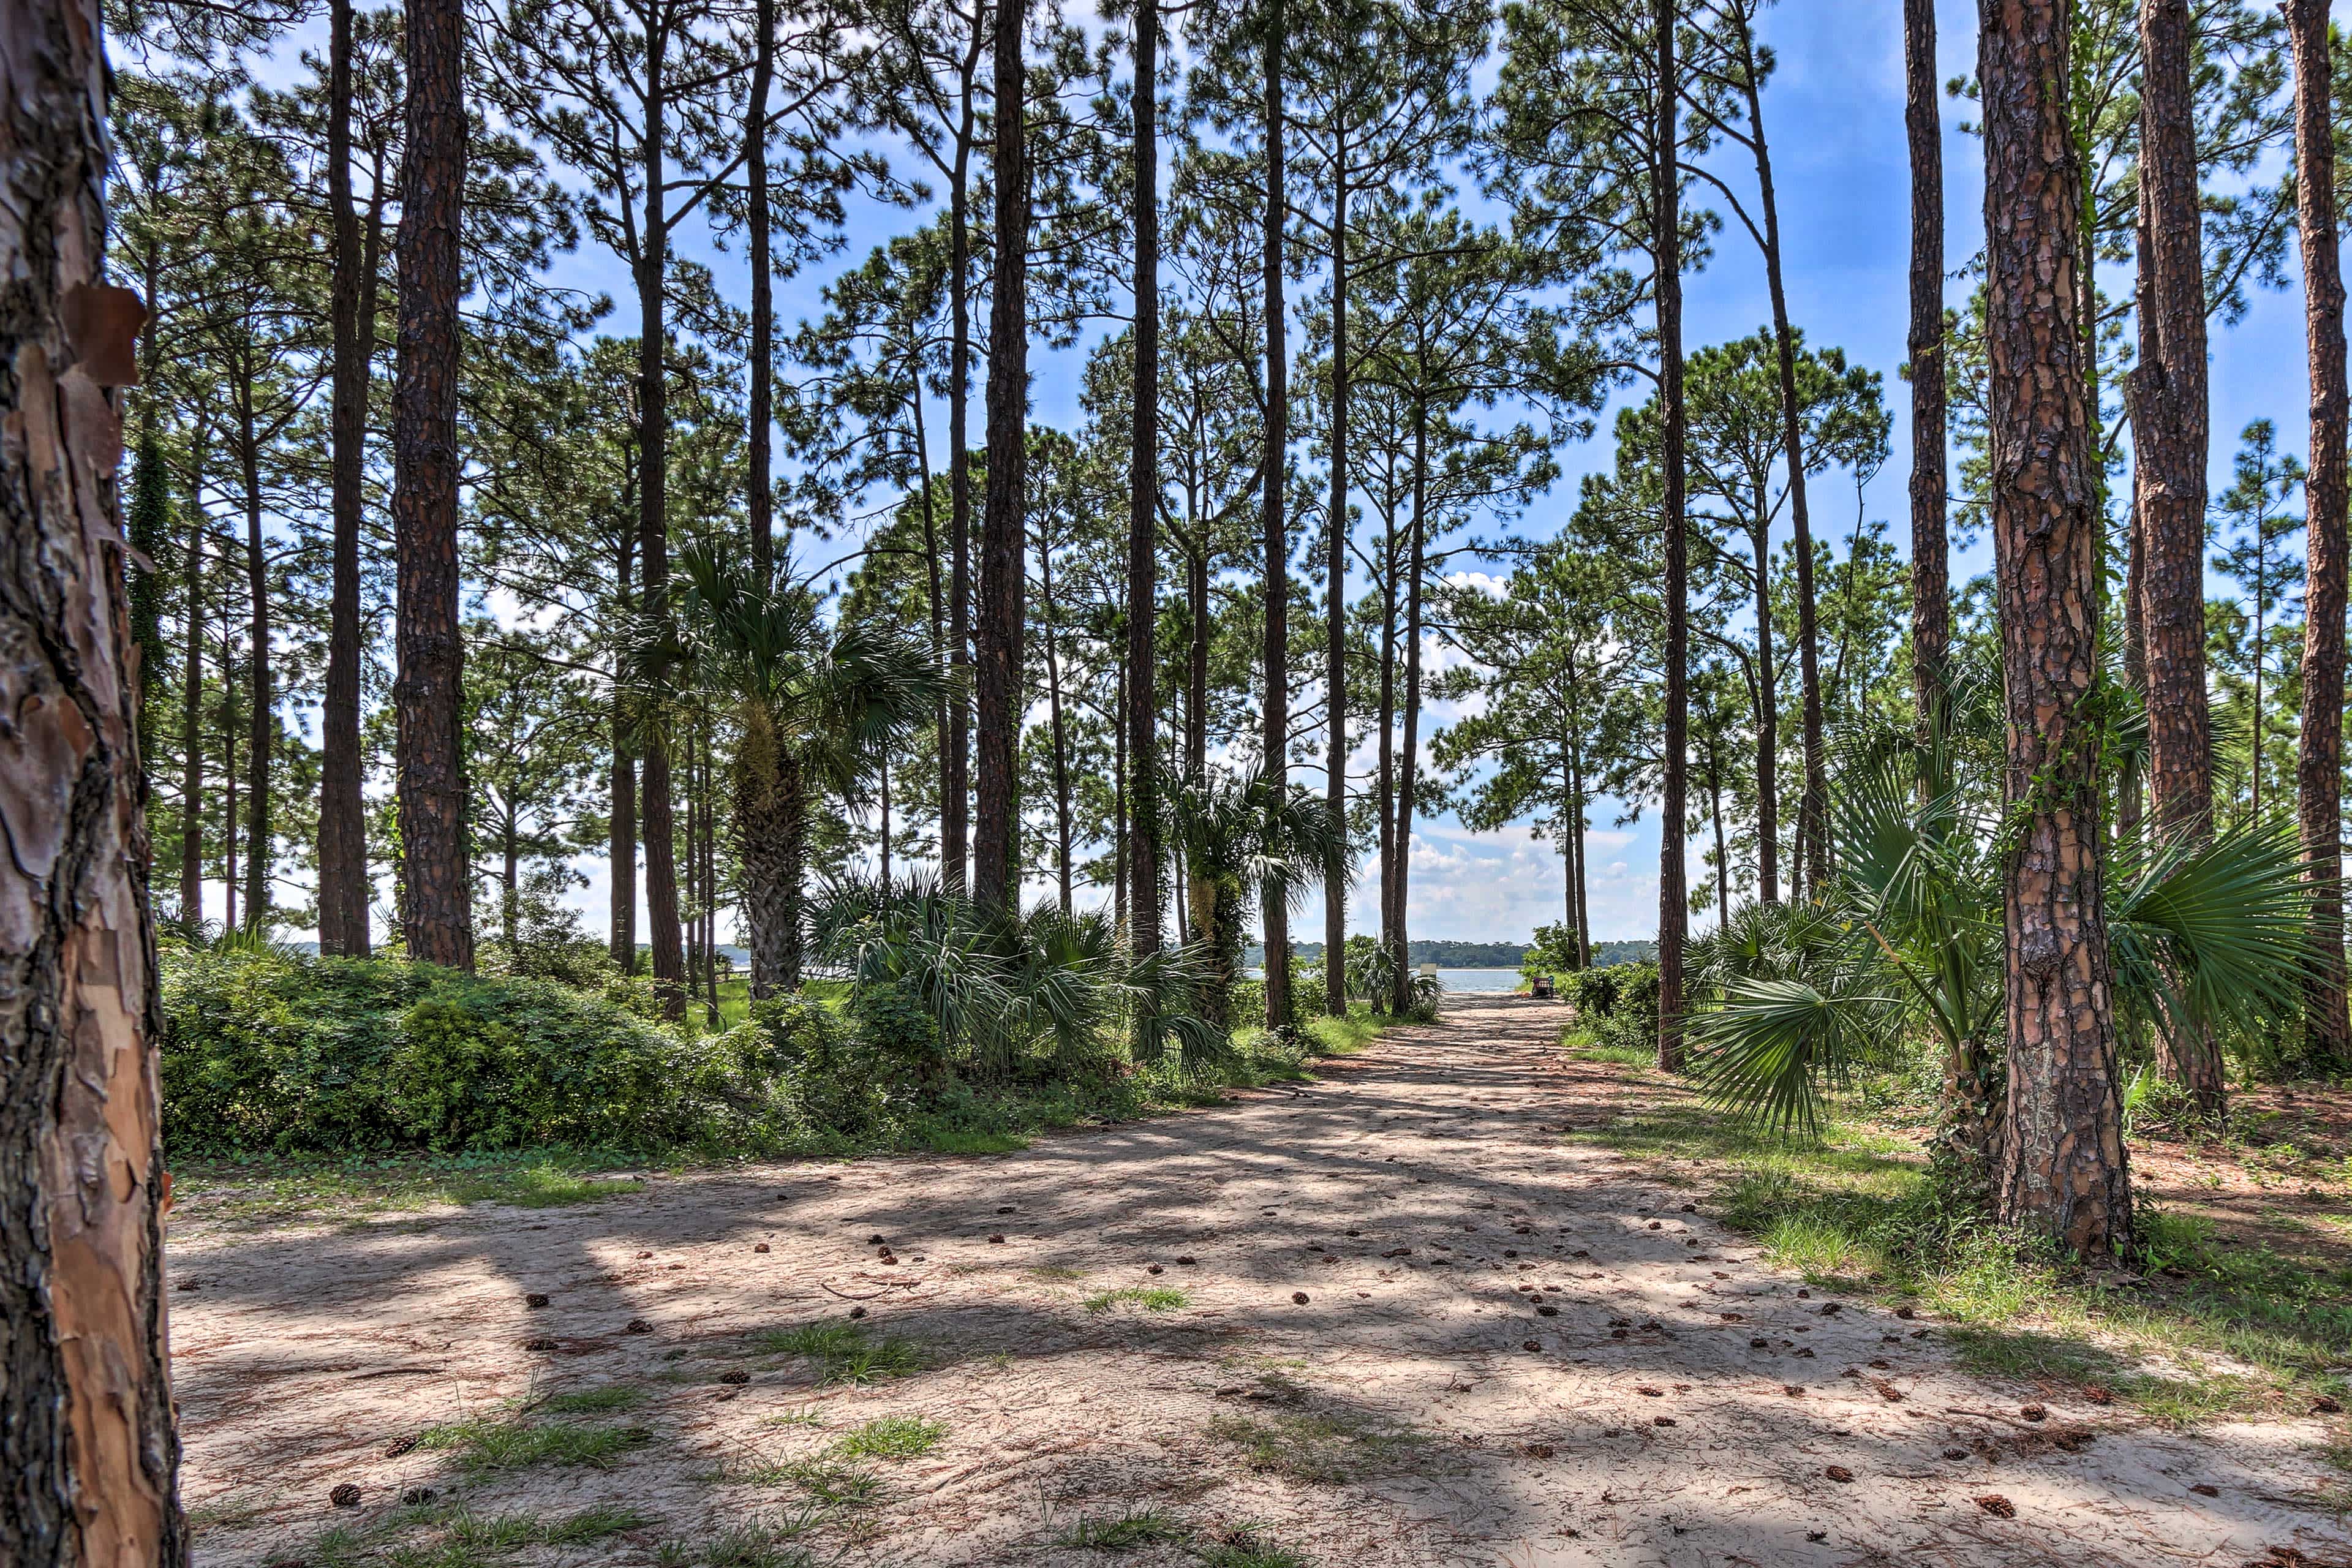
[1127,0,1164,952]
[319,0,372,957]
[0,0,186,1551]
[1322,165,1349,1016]
[391,0,473,971]
[974,0,1030,911]
[2135,0,2221,1116]
[1654,0,1688,1072]
[609,529,637,968]
[1904,0,1948,752]
[944,58,976,899]
[178,425,206,924]
[1389,426,1428,1016]
[1748,511,1779,903]
[236,394,270,930]
[1981,0,2132,1259]
[638,28,686,1014]
[1260,0,1293,1029]
[2290,0,2351,1068]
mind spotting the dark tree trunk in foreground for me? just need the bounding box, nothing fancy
[1127,0,1163,952]
[391,0,473,971]
[319,0,372,956]
[974,0,1030,911]
[0,0,186,1553]
[2135,0,2222,1117]
[609,530,637,969]
[1981,0,2132,1260]
[944,108,974,899]
[1654,0,1689,1072]
[1260,0,1293,1029]
[1904,0,1948,752]
[2291,0,2351,1069]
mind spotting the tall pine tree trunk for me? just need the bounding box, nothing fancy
[238,393,270,930]
[945,105,974,898]
[179,423,208,923]
[0,0,186,1551]
[1654,0,1689,1072]
[1982,0,2132,1259]
[1127,0,1164,952]
[1749,517,1779,903]
[1260,0,1292,1029]
[1389,423,1428,1016]
[638,36,686,1015]
[1905,0,1948,758]
[974,0,1030,910]
[391,0,473,971]
[1322,166,1349,1016]
[2135,0,2222,1117]
[1736,18,1828,893]
[319,0,372,956]
[609,529,637,968]
[2291,0,2351,1068]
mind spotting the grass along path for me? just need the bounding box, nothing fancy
[171,995,2351,1567]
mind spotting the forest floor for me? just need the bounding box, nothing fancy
[171,994,2352,1568]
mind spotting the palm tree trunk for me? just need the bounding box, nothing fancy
[1259,0,1292,1030]
[1127,0,1164,952]
[2290,0,2352,1068]
[974,0,1030,911]
[1983,0,2133,1259]
[780,745,807,988]
[0,8,184,1545]
[391,0,473,970]
[1905,0,1949,766]
[1654,0,1689,1072]
[738,742,793,1000]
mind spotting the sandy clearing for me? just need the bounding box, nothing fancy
[170,994,2352,1567]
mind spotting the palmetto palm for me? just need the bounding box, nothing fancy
[662,545,944,997]
[810,874,1221,1076]
[1687,714,2312,1153]
[1168,772,1350,1027]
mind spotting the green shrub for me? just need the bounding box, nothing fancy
[163,950,833,1156]
[1561,961,1658,1054]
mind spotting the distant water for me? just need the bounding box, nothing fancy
[1244,967,1525,993]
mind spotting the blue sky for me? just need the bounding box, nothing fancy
[220,0,2333,948]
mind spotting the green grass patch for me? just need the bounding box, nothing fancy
[173,1150,652,1223]
[1085,1286,1191,1313]
[538,1383,646,1414]
[413,1414,652,1472]
[829,1415,946,1460]
[1054,1509,1193,1550]
[1194,1530,1310,1568]
[1566,1071,2352,1427]
[726,1455,883,1508]
[750,1321,922,1386]
[1560,1024,1655,1068]
[1204,1381,1422,1484]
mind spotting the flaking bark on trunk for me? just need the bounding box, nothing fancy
[638,21,687,1016]
[2290,0,2351,1069]
[1127,0,1164,953]
[1981,0,2133,1259]
[0,0,186,1550]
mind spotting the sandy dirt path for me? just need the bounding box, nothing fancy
[172,995,2352,1567]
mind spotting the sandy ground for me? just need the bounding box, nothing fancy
[172,995,2352,1567]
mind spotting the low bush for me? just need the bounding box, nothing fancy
[1560,961,1658,1054]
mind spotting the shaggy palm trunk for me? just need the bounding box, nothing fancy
[738,741,794,1000]
[0,0,186,1549]
[1982,0,2133,1259]
[1127,0,1164,954]
[1260,0,1293,1030]
[780,747,808,988]
[2291,0,2352,1069]
[1905,0,1950,763]
[391,0,473,970]
[974,0,1030,911]
[1654,0,1689,1072]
